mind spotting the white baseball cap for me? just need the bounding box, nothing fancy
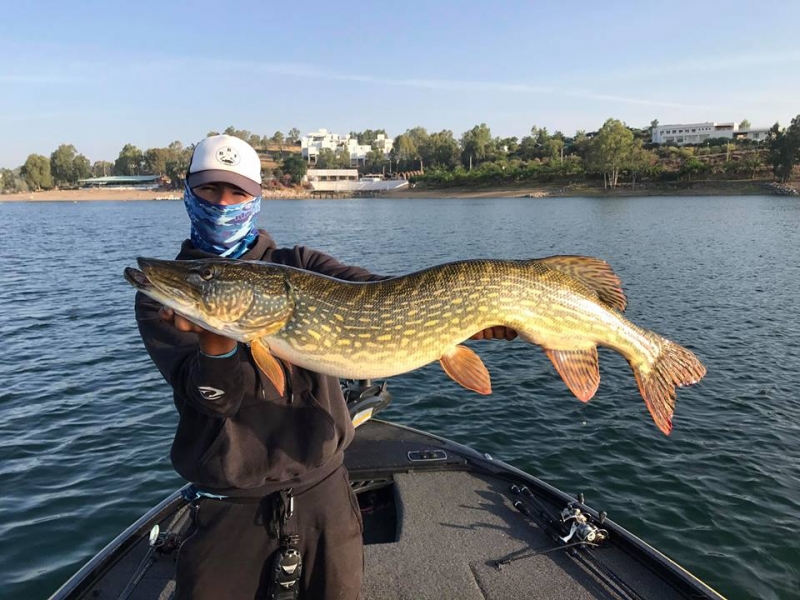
[187,134,262,196]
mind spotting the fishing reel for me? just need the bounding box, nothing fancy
[342,379,392,428]
[147,524,181,555]
[559,505,608,545]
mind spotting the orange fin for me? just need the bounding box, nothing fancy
[632,337,706,436]
[251,338,286,396]
[439,344,492,394]
[539,256,627,312]
[545,347,600,402]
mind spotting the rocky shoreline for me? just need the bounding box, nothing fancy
[763,181,799,195]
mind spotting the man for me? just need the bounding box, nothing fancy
[135,134,515,599]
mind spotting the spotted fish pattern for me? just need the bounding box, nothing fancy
[125,256,706,435]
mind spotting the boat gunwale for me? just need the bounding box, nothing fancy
[48,489,189,600]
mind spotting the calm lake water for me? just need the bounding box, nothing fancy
[1,195,799,599]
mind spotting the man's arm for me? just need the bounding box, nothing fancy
[134,292,247,416]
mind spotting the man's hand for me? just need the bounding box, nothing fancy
[471,326,518,341]
[160,307,237,356]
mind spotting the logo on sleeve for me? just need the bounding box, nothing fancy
[198,386,225,400]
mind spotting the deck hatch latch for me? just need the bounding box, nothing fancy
[407,448,448,462]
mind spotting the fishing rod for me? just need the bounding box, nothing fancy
[500,484,646,600]
[116,523,181,600]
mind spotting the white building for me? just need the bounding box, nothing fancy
[301,129,393,166]
[652,122,769,145]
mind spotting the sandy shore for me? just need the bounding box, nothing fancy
[0,188,312,202]
[1,179,795,202]
[0,189,182,202]
[388,179,796,199]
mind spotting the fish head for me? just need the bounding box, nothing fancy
[124,257,294,341]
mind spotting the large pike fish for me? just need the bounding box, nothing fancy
[125,256,706,435]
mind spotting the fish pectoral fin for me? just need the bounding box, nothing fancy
[539,256,627,312]
[251,338,286,396]
[545,347,600,402]
[439,344,492,395]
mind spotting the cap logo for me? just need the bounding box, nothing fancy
[216,146,240,166]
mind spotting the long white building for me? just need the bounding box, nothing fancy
[652,122,769,145]
[301,129,393,166]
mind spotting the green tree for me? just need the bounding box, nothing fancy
[627,140,656,188]
[568,130,591,158]
[497,136,519,155]
[144,147,170,175]
[515,135,540,161]
[223,126,252,142]
[21,154,53,190]
[391,132,420,171]
[363,148,388,174]
[1,168,14,192]
[281,154,308,184]
[741,151,763,179]
[313,147,351,170]
[419,130,460,169]
[50,144,89,187]
[679,157,708,181]
[350,129,387,145]
[91,161,113,177]
[74,153,90,182]
[164,141,192,189]
[287,128,301,144]
[402,127,430,171]
[739,119,751,130]
[271,131,285,155]
[1,168,27,193]
[586,119,634,188]
[542,130,566,163]
[248,134,262,150]
[460,123,494,169]
[114,144,145,176]
[766,116,800,182]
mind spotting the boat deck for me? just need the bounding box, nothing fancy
[365,469,629,599]
[52,420,720,599]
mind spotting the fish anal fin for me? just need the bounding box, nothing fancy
[439,344,492,395]
[539,256,627,312]
[545,347,600,402]
[251,338,286,396]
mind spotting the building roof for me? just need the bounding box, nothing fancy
[78,175,161,183]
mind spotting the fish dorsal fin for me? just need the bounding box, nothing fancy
[251,338,286,396]
[539,256,627,312]
[544,347,600,402]
[439,344,492,395]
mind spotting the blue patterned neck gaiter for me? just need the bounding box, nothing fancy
[183,182,261,258]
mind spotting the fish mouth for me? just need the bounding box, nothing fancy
[124,258,200,307]
[123,266,153,291]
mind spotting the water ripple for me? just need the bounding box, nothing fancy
[1,197,799,599]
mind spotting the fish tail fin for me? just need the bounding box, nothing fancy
[631,336,706,435]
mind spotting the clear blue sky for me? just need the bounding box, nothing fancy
[2,0,799,168]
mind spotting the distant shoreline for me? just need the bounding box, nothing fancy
[0,179,795,202]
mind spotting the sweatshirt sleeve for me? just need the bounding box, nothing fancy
[134,292,247,417]
[297,246,390,282]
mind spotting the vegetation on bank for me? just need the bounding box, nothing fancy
[2,118,799,195]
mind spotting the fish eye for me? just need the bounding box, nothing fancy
[200,268,214,281]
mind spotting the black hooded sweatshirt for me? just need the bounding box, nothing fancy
[134,230,383,497]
